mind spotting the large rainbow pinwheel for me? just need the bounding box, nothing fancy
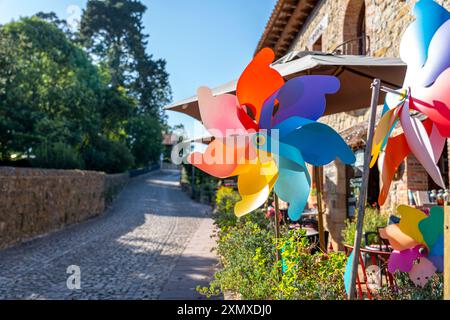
[188,48,356,221]
[380,205,444,287]
[371,0,450,206]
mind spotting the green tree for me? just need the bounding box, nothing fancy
[80,0,171,119]
[126,115,163,167]
[0,17,103,160]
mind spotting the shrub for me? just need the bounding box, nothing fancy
[32,142,84,170]
[198,221,278,300]
[214,187,241,229]
[82,137,134,173]
[374,272,443,300]
[342,207,389,246]
[199,223,347,300]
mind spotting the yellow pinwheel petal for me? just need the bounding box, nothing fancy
[235,159,278,218]
[397,205,427,245]
[370,108,399,168]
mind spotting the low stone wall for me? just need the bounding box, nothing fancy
[0,167,131,250]
[104,172,130,206]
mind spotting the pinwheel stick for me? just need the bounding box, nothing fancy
[347,79,381,300]
[313,166,327,253]
[445,206,450,300]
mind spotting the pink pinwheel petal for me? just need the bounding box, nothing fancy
[197,87,254,138]
[430,123,446,163]
[409,257,437,288]
[400,102,445,188]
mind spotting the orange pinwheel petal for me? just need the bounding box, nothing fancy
[379,119,433,206]
[236,48,285,122]
[188,139,253,179]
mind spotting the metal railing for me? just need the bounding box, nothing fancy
[332,35,371,56]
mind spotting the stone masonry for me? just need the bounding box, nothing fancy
[0,167,130,250]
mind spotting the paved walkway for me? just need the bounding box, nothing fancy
[0,170,220,300]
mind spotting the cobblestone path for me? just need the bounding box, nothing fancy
[0,170,217,300]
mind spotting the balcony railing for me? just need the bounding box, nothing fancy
[332,35,371,56]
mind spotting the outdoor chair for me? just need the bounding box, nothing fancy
[344,245,395,300]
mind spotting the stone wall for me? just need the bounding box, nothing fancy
[105,173,130,206]
[0,167,131,250]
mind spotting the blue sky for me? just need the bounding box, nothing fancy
[0,0,276,136]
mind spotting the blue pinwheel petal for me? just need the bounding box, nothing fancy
[428,234,444,272]
[409,0,450,68]
[253,132,305,171]
[272,76,340,126]
[274,155,311,222]
[259,90,279,130]
[344,251,355,296]
[272,116,314,138]
[282,122,356,166]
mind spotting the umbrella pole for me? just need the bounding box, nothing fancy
[314,166,327,253]
[445,206,450,300]
[347,78,381,300]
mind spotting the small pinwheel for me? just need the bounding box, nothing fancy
[380,205,444,287]
[188,48,355,221]
[371,0,450,206]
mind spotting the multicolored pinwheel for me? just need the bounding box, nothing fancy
[371,0,450,206]
[379,205,444,287]
[188,48,356,221]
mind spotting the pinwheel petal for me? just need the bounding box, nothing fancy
[197,87,253,137]
[237,48,284,122]
[380,225,420,252]
[430,123,446,162]
[259,90,279,130]
[410,68,450,137]
[409,257,437,288]
[370,107,400,168]
[344,251,355,295]
[274,155,311,221]
[282,122,356,166]
[273,117,314,139]
[429,235,444,272]
[419,206,444,249]
[400,0,450,86]
[388,246,423,274]
[378,119,434,206]
[400,102,445,188]
[235,160,278,217]
[252,132,306,171]
[272,76,340,126]
[188,138,254,178]
[420,19,450,87]
[378,132,410,206]
[397,205,427,245]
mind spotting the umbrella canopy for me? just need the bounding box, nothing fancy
[165,52,407,121]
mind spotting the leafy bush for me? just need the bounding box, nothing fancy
[199,222,347,300]
[275,230,346,300]
[214,187,241,228]
[32,142,84,170]
[375,272,443,300]
[199,221,278,300]
[342,207,389,246]
[82,137,135,173]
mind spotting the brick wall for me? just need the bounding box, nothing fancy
[0,167,131,250]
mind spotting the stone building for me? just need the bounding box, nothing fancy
[256,0,450,249]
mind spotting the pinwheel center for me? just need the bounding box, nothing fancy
[255,134,266,147]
